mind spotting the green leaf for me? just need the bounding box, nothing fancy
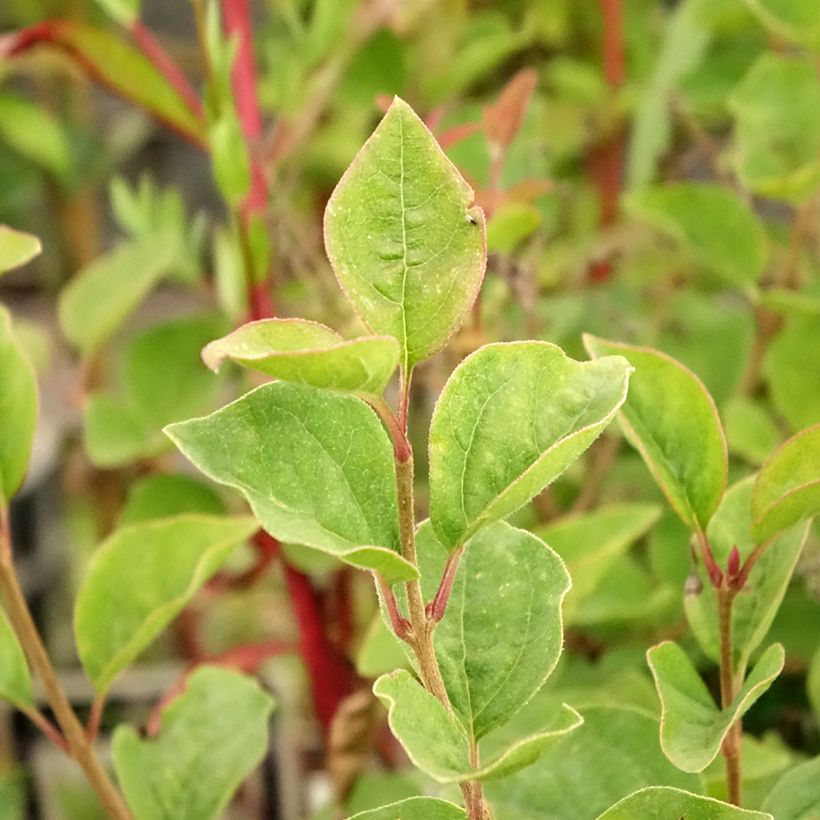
[0,226,41,275]
[412,521,571,739]
[74,514,257,693]
[356,614,408,678]
[730,54,820,201]
[209,112,251,208]
[625,183,767,287]
[84,393,153,468]
[685,478,809,668]
[584,335,727,533]
[165,382,414,581]
[58,238,177,355]
[483,706,700,820]
[350,797,466,820]
[762,755,820,819]
[809,644,820,720]
[113,666,273,820]
[0,607,33,710]
[0,95,71,179]
[647,641,784,772]
[94,0,139,26]
[752,424,820,541]
[429,342,631,548]
[724,396,781,466]
[373,669,581,783]
[534,503,662,623]
[0,306,37,503]
[324,97,486,370]
[486,202,541,254]
[597,786,772,819]
[201,318,400,396]
[744,0,820,51]
[118,473,225,526]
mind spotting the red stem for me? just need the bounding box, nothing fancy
[427,547,464,622]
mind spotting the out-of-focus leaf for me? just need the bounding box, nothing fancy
[486,202,541,254]
[0,94,71,179]
[0,226,40,275]
[597,786,771,819]
[761,756,820,820]
[744,0,820,50]
[350,798,466,820]
[0,608,33,710]
[724,396,781,466]
[118,473,225,526]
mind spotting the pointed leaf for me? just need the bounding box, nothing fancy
[584,335,727,533]
[74,514,257,693]
[201,318,400,396]
[165,383,413,581]
[412,521,571,738]
[430,342,631,548]
[751,423,820,541]
[0,607,33,710]
[373,669,580,783]
[0,226,40,275]
[625,183,768,286]
[324,97,486,369]
[761,755,820,820]
[0,306,37,503]
[113,666,273,820]
[350,797,466,820]
[597,786,772,819]
[647,641,784,772]
[685,478,809,668]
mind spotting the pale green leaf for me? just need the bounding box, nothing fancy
[350,797,466,820]
[74,514,257,693]
[324,97,486,370]
[209,112,251,208]
[0,306,38,503]
[724,396,781,466]
[94,0,139,26]
[534,503,662,622]
[0,226,41,275]
[759,287,820,318]
[0,607,33,710]
[113,666,273,820]
[411,521,571,739]
[809,644,820,720]
[356,614,408,679]
[752,423,820,541]
[597,786,772,819]
[58,238,177,355]
[730,54,820,201]
[118,473,225,526]
[762,755,820,819]
[647,641,784,772]
[0,95,71,179]
[430,342,631,548]
[373,669,581,783]
[583,335,727,533]
[201,318,400,396]
[685,478,809,668]
[486,202,541,254]
[744,0,820,50]
[484,706,700,820]
[625,183,767,286]
[84,393,153,468]
[165,382,414,581]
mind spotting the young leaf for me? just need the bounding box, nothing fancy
[165,382,414,581]
[350,797,466,820]
[0,226,41,275]
[534,503,662,622]
[324,97,486,370]
[429,342,631,549]
[685,478,809,669]
[118,473,225,526]
[84,393,154,468]
[751,423,820,541]
[113,666,274,820]
[74,514,257,693]
[647,641,784,772]
[0,306,37,504]
[58,237,177,355]
[625,183,768,287]
[413,521,571,738]
[373,669,581,783]
[483,705,700,819]
[0,608,33,710]
[201,318,400,396]
[583,335,727,533]
[597,786,772,819]
[0,95,71,180]
[761,756,820,820]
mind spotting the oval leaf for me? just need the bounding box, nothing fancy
[429,341,631,549]
[0,226,41,275]
[647,641,784,772]
[584,335,727,533]
[350,797,466,820]
[0,607,33,710]
[597,786,772,820]
[74,514,257,693]
[324,97,486,370]
[0,306,37,503]
[113,666,274,820]
[201,318,400,396]
[165,382,413,581]
[761,756,820,820]
[751,423,820,541]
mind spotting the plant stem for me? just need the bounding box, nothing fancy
[0,527,131,819]
[717,585,742,806]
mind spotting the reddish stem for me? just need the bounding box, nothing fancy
[427,547,464,623]
[375,573,410,641]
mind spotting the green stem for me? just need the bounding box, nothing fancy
[717,586,742,806]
